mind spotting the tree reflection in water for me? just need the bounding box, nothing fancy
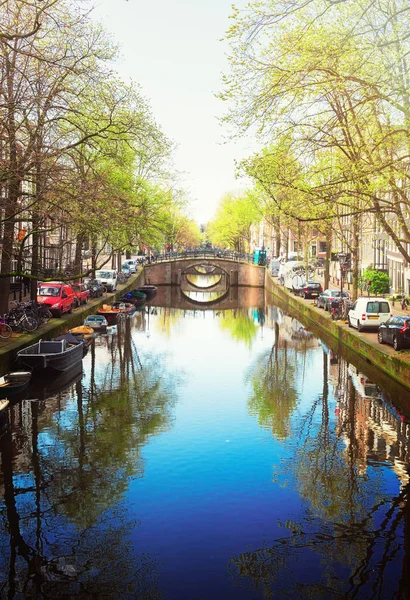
[218,308,259,348]
[231,333,410,598]
[0,315,179,599]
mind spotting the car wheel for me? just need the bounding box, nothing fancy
[303,292,307,299]
[54,309,62,318]
[393,335,402,351]
[357,320,363,332]
[68,305,72,314]
[324,303,328,311]
[378,330,384,344]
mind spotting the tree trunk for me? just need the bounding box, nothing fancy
[324,226,332,289]
[351,214,360,301]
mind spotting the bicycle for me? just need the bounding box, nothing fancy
[0,316,12,339]
[6,307,38,332]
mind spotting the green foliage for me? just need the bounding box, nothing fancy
[207,191,261,252]
[359,269,390,295]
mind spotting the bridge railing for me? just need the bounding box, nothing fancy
[148,250,255,264]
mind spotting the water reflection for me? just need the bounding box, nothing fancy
[231,308,410,598]
[1,295,410,598]
[185,274,222,288]
[0,314,179,598]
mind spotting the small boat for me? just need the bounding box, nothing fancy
[17,339,83,373]
[69,325,95,341]
[97,303,122,325]
[136,285,157,299]
[112,301,136,316]
[0,399,10,414]
[84,314,109,331]
[120,290,147,307]
[0,371,32,398]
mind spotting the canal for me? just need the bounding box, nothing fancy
[0,288,409,599]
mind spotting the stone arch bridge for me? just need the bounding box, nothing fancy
[144,256,265,288]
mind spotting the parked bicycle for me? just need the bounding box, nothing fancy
[331,297,352,321]
[6,303,38,332]
[0,316,12,339]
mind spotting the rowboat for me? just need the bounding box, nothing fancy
[97,304,121,324]
[136,285,157,299]
[17,339,83,373]
[0,371,32,398]
[84,314,109,331]
[120,290,147,307]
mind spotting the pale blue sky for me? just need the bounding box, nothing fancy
[92,0,255,224]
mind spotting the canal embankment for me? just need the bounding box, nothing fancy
[265,270,410,393]
[0,269,145,374]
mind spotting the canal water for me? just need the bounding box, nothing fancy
[0,288,410,599]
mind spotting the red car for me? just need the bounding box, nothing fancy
[37,282,75,317]
[72,282,91,308]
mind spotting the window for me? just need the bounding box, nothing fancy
[367,301,390,313]
[39,287,60,297]
[319,242,327,253]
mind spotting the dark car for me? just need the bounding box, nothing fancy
[378,316,410,350]
[317,289,350,311]
[294,280,323,299]
[84,278,104,298]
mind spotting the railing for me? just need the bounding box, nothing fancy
[148,250,255,264]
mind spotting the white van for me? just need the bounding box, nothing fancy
[95,269,118,292]
[348,297,392,331]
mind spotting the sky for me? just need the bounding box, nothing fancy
[92,0,255,225]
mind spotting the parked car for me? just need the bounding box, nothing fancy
[317,289,350,311]
[294,280,323,299]
[37,282,75,317]
[95,269,118,292]
[72,282,91,307]
[121,264,131,278]
[270,258,281,277]
[378,316,410,350]
[348,297,392,331]
[84,278,104,298]
[122,260,137,273]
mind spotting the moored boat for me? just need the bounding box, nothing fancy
[120,290,147,307]
[69,325,95,341]
[97,304,121,324]
[136,285,157,299]
[112,301,136,316]
[0,371,32,398]
[17,339,83,373]
[84,314,109,331]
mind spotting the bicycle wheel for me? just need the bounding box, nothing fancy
[22,316,38,332]
[0,322,12,339]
